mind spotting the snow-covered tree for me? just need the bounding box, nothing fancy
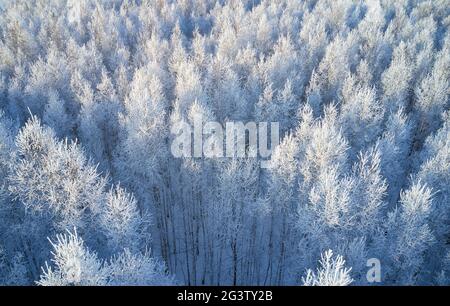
[302,250,353,286]
[37,229,108,286]
[38,229,173,286]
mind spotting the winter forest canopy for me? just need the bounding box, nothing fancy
[0,0,449,286]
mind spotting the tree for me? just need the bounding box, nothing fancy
[38,229,173,286]
[384,182,434,285]
[414,46,450,139]
[302,250,353,286]
[37,229,107,286]
[340,74,384,157]
[377,109,413,204]
[8,116,152,277]
[100,186,147,254]
[9,116,105,231]
[381,41,415,113]
[412,114,450,282]
[42,90,72,138]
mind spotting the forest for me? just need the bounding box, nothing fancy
[0,0,449,285]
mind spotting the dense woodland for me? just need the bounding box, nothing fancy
[0,0,449,285]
